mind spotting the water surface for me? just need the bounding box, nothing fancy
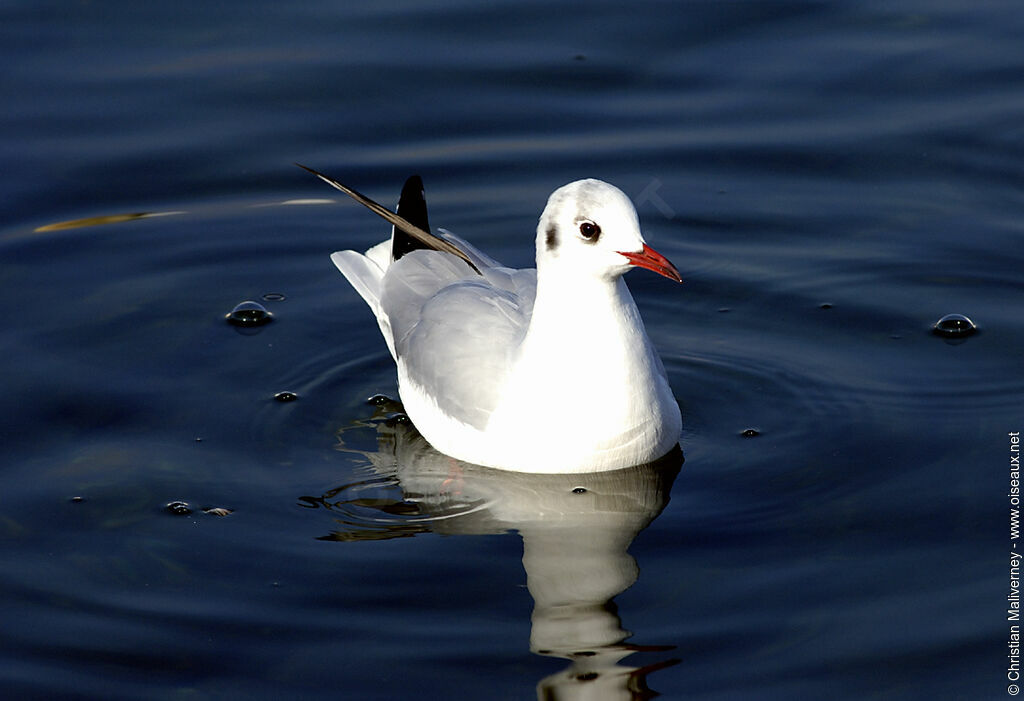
[2,1,1021,698]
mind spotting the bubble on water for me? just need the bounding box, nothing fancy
[384,413,410,427]
[932,313,977,338]
[69,496,84,503]
[741,428,760,438]
[572,487,588,494]
[274,391,299,402]
[819,302,833,310]
[261,292,287,302]
[367,394,392,406]
[165,501,192,515]
[225,301,273,327]
[203,507,233,517]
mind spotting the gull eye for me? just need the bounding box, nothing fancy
[578,220,601,241]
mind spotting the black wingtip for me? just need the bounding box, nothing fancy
[297,164,482,275]
[392,175,431,262]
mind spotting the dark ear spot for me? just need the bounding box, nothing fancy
[545,225,558,251]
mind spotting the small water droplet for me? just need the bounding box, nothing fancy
[262,292,287,302]
[366,394,391,406]
[572,487,587,494]
[274,391,299,402]
[932,313,977,338]
[741,428,760,438]
[225,301,273,327]
[819,302,833,310]
[203,507,233,517]
[69,496,84,503]
[165,501,192,515]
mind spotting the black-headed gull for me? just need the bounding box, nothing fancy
[300,165,682,473]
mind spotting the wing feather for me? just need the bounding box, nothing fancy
[380,251,534,429]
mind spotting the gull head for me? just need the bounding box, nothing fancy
[535,179,681,283]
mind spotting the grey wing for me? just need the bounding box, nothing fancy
[436,228,502,270]
[436,228,537,321]
[379,249,536,430]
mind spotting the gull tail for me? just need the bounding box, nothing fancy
[330,245,397,360]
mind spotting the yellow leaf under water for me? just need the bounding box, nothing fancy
[33,211,184,232]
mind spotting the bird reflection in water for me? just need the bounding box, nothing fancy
[299,398,683,699]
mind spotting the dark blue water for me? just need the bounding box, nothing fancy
[2,1,1022,698]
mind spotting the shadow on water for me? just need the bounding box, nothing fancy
[300,398,683,700]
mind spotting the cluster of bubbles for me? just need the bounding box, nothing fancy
[165,501,233,517]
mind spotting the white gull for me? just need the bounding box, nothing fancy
[300,165,683,473]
